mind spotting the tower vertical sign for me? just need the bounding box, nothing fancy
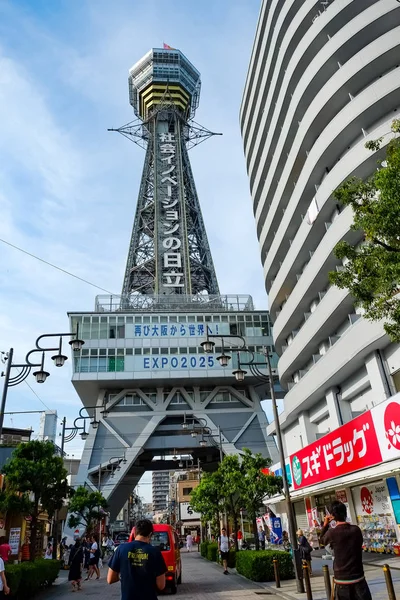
[158,130,186,293]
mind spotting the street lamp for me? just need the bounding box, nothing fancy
[199,333,304,593]
[60,404,105,454]
[0,326,84,439]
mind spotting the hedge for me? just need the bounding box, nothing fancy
[200,541,209,558]
[206,543,218,562]
[6,559,60,599]
[236,550,294,582]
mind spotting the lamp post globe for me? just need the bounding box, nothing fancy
[69,338,85,352]
[51,354,68,367]
[200,340,215,353]
[232,368,247,383]
[216,354,231,367]
[33,370,50,384]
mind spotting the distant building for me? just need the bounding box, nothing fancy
[152,470,170,513]
[38,411,57,443]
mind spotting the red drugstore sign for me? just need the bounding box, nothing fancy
[290,393,400,490]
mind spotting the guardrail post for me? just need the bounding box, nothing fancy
[383,564,396,600]
[273,558,281,588]
[302,560,313,600]
[322,564,331,599]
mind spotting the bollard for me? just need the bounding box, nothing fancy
[322,565,331,600]
[302,560,313,600]
[273,558,281,588]
[383,564,396,600]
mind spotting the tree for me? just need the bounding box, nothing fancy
[190,471,223,537]
[1,440,69,560]
[218,455,243,550]
[67,486,108,535]
[240,448,283,549]
[329,119,400,341]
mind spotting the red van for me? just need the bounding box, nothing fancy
[129,524,182,594]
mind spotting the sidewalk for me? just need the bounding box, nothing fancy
[36,551,279,600]
[261,553,400,600]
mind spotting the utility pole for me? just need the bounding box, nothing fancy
[0,348,13,439]
[264,347,304,593]
[60,416,66,455]
[218,426,223,463]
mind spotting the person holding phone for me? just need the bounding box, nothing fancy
[320,501,371,600]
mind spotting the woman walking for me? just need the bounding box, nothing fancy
[86,535,100,580]
[68,539,83,592]
[297,529,313,575]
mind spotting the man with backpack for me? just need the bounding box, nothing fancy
[297,529,313,574]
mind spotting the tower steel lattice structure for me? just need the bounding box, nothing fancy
[110,48,220,301]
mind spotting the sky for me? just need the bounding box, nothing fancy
[0,0,269,500]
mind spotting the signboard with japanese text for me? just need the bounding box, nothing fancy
[157,130,187,293]
[128,322,228,339]
[9,528,21,555]
[179,502,201,521]
[290,392,400,490]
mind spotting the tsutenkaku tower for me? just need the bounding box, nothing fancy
[115,48,220,299]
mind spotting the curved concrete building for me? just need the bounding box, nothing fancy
[241,0,400,534]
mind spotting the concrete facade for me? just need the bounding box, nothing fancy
[241,0,400,552]
[241,0,400,456]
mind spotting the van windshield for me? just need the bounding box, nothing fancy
[151,531,170,551]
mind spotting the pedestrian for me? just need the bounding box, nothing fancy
[86,535,100,580]
[186,532,193,552]
[0,538,11,564]
[258,526,266,550]
[297,529,313,574]
[0,555,10,597]
[68,539,83,592]
[44,541,53,559]
[107,519,167,600]
[320,501,372,600]
[81,537,90,571]
[218,527,230,575]
[237,529,243,550]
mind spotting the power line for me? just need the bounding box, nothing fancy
[0,237,116,295]
[23,380,52,411]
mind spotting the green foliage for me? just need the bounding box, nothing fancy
[329,120,400,341]
[190,472,223,524]
[240,449,283,522]
[227,548,236,568]
[67,486,108,533]
[5,559,60,599]
[236,550,294,582]
[1,440,69,560]
[206,543,218,562]
[200,541,209,557]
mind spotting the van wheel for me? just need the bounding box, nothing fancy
[177,571,182,584]
[170,582,177,595]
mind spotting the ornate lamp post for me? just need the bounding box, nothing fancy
[199,332,304,593]
[0,327,84,439]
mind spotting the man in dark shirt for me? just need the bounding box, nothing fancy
[107,519,167,600]
[320,501,371,600]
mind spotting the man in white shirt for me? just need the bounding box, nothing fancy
[0,557,10,597]
[218,528,230,575]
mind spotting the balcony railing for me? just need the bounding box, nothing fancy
[94,294,255,313]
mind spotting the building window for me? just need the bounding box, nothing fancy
[183,487,193,495]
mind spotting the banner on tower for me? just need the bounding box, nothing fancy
[158,131,186,292]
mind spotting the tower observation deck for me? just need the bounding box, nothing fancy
[119,48,219,301]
